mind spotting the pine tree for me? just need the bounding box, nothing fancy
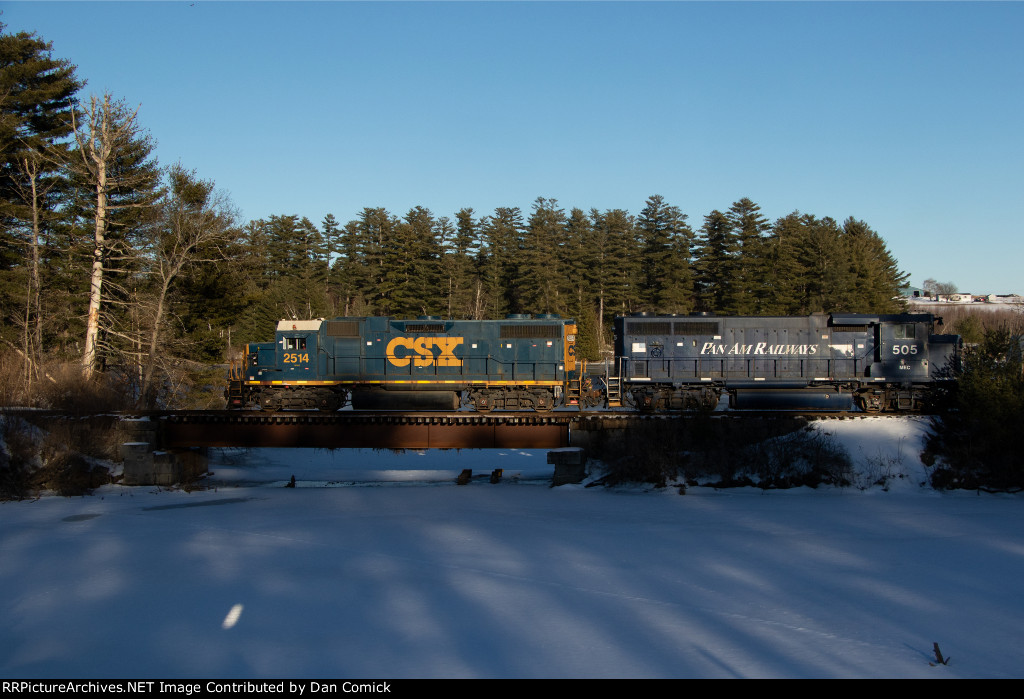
[841,217,908,313]
[591,208,640,340]
[297,216,328,317]
[563,206,596,309]
[726,197,769,314]
[760,212,807,314]
[230,219,276,343]
[352,207,401,315]
[563,207,601,357]
[320,213,341,315]
[392,205,443,316]
[636,195,694,314]
[0,24,83,379]
[694,209,737,313]
[521,197,568,314]
[790,214,845,313]
[480,207,525,317]
[263,214,301,277]
[447,207,481,318]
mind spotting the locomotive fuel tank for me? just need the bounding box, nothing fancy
[730,388,855,411]
[350,389,462,411]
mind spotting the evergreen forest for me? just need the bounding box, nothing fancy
[1,25,911,408]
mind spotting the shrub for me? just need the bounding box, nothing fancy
[0,355,30,407]
[35,429,110,496]
[591,416,852,489]
[35,364,136,414]
[925,326,1024,491]
[744,426,853,489]
[590,419,689,487]
[1,413,115,499]
[0,415,40,500]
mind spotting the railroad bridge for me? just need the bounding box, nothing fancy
[159,410,578,449]
[120,409,627,486]
[127,408,817,451]
[64,409,816,486]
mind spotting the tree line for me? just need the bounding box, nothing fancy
[1,24,909,407]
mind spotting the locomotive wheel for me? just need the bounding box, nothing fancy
[258,390,280,412]
[856,392,883,413]
[700,389,720,411]
[469,391,494,412]
[631,389,658,411]
[316,395,341,412]
[531,389,555,412]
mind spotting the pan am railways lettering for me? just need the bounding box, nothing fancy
[700,342,820,356]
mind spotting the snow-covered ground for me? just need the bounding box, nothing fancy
[2,417,1022,678]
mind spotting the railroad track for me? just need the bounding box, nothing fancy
[4,406,920,423]
[156,408,915,421]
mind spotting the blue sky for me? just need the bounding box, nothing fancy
[4,1,1022,294]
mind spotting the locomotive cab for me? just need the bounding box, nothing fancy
[873,319,930,380]
[276,320,320,376]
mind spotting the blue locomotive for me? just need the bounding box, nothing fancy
[226,315,578,411]
[613,312,960,412]
[227,312,959,413]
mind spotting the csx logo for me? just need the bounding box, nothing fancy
[386,336,463,367]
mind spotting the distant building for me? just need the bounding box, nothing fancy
[904,288,1021,309]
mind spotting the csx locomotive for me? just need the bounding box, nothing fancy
[226,312,960,413]
[226,315,578,412]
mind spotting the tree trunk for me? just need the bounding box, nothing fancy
[82,159,107,379]
[139,277,171,406]
[18,156,44,385]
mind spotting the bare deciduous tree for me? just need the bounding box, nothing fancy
[137,164,238,405]
[923,278,959,298]
[70,93,160,378]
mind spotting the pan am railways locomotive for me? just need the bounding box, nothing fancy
[226,312,959,413]
[615,312,960,412]
[226,315,578,412]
